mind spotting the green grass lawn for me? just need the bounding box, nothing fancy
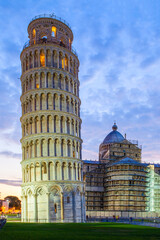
[7,218,21,222]
[0,222,160,240]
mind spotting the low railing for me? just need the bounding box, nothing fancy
[107,169,149,173]
[30,13,72,30]
[22,40,78,57]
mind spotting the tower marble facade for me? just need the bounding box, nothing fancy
[20,14,85,222]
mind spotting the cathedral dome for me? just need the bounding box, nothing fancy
[103,123,125,144]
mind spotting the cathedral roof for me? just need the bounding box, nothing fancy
[103,123,125,144]
[83,160,100,164]
[110,157,145,167]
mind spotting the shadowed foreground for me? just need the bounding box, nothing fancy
[0,222,160,240]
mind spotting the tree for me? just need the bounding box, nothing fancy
[4,196,21,210]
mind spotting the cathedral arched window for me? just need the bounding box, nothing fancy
[67,196,70,203]
[54,203,57,213]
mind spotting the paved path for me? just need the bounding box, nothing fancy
[129,221,160,228]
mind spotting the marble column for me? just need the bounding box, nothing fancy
[46,192,50,222]
[61,192,64,222]
[72,192,76,222]
[24,195,27,222]
[33,194,37,222]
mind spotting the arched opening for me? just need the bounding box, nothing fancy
[65,77,69,91]
[35,140,38,157]
[33,28,36,38]
[41,36,47,43]
[67,196,70,203]
[35,162,40,181]
[66,97,69,112]
[40,72,45,88]
[61,139,64,156]
[58,74,62,89]
[48,138,52,156]
[70,57,73,73]
[41,139,45,157]
[40,49,45,67]
[54,203,57,213]
[30,164,34,182]
[73,142,75,158]
[67,140,71,157]
[62,162,65,180]
[47,115,52,132]
[67,118,70,134]
[60,39,65,48]
[30,141,33,158]
[46,49,51,67]
[47,72,51,88]
[29,52,33,69]
[65,54,68,71]
[60,94,63,111]
[59,52,63,69]
[40,116,45,133]
[52,26,56,37]
[35,117,39,134]
[34,50,38,67]
[49,162,54,180]
[68,163,72,180]
[72,120,74,135]
[74,163,76,180]
[42,162,47,180]
[53,50,57,68]
[26,56,29,70]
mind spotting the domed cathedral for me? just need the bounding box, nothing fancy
[99,123,141,163]
[83,123,160,219]
[20,14,85,223]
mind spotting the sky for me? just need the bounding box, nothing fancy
[0,0,160,199]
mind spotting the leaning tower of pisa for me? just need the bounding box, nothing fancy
[20,14,85,223]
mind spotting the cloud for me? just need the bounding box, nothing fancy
[0,151,21,159]
[0,179,22,187]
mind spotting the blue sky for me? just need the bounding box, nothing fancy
[0,0,160,198]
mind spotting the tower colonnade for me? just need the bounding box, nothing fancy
[20,14,85,223]
[22,137,82,160]
[22,46,79,79]
[21,113,81,138]
[21,70,79,96]
[21,91,80,117]
[22,159,82,183]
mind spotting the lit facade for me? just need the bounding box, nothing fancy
[20,14,85,223]
[84,124,160,218]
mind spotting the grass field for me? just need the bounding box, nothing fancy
[0,222,160,240]
[7,218,21,222]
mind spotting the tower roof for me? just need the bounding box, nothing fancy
[102,123,125,144]
[29,13,72,31]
